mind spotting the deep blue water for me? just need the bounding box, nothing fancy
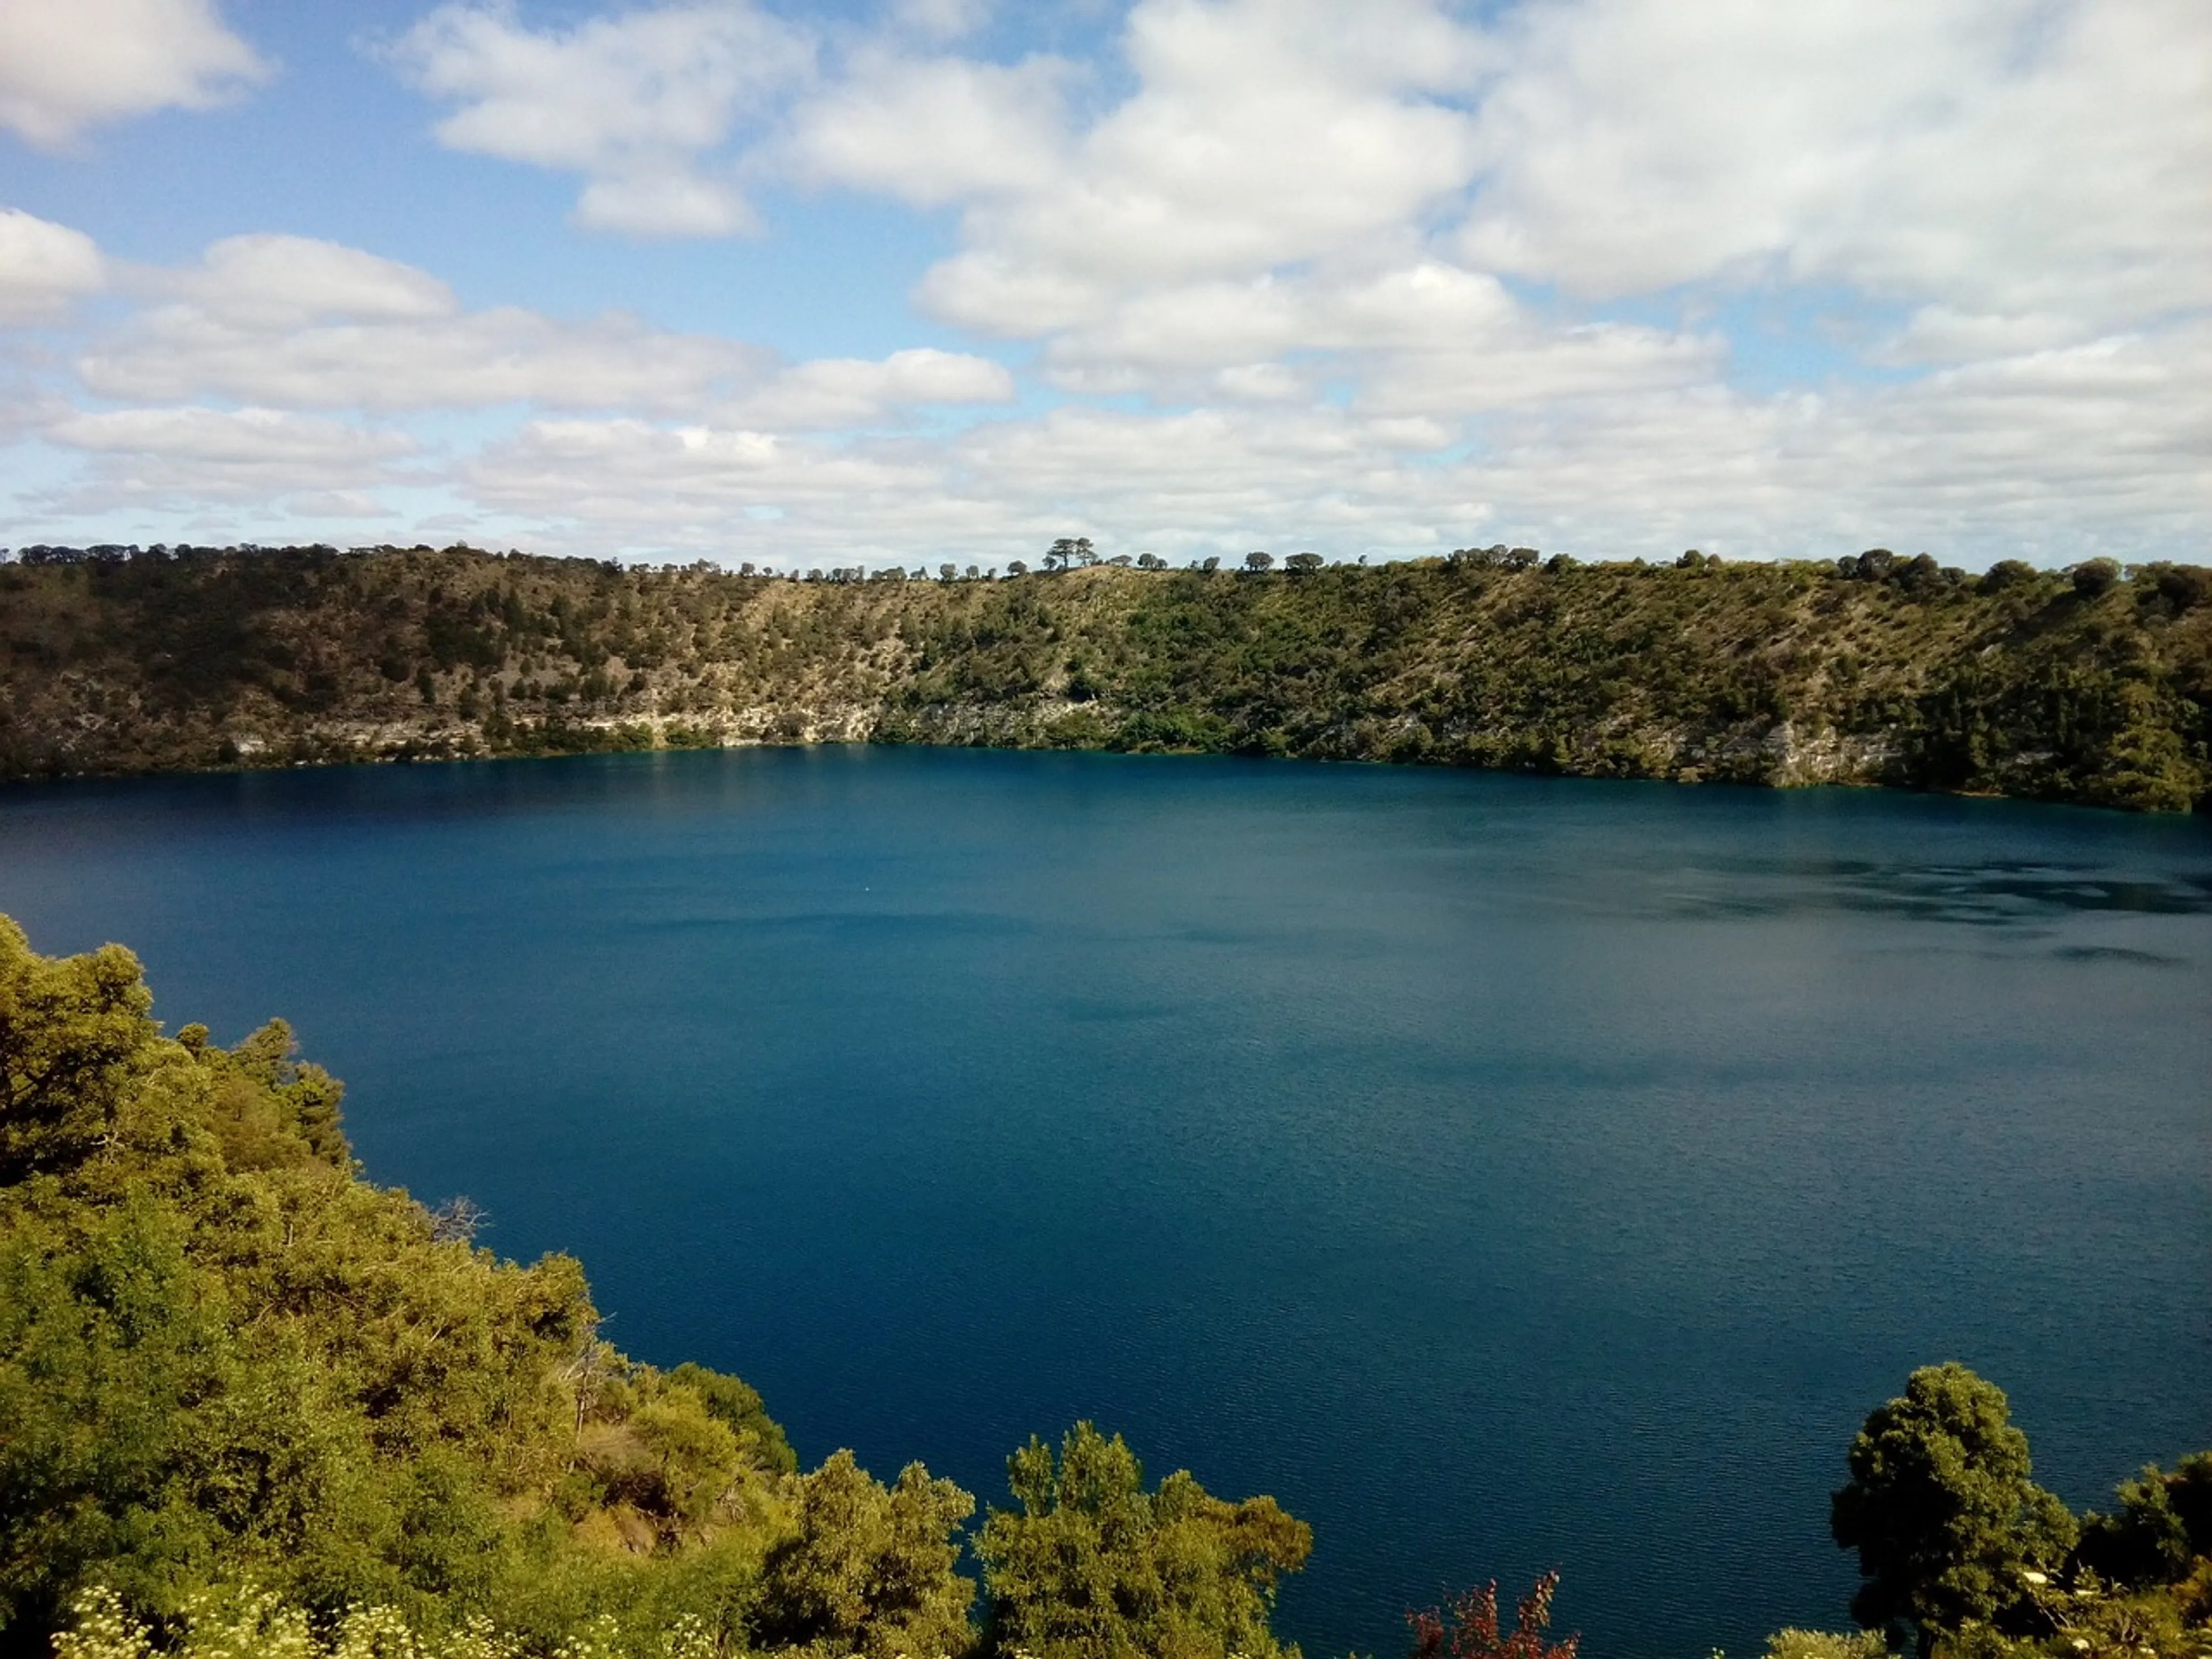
[2,747,2207,1659]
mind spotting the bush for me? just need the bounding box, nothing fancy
[2070,558,2121,597]
[1765,1630,1889,1659]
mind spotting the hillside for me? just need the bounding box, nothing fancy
[2,544,2208,812]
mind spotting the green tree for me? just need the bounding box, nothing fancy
[975,1421,1310,1659]
[1831,1364,2077,1653]
[755,1449,976,1659]
[0,917,158,1184]
[0,918,793,1655]
[2070,559,2120,597]
[2073,1454,2212,1588]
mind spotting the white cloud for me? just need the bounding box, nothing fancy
[726,348,1016,427]
[0,209,105,325]
[79,234,771,412]
[785,51,1073,207]
[917,0,1487,332]
[388,0,812,237]
[12,1,2209,566]
[1035,260,1721,408]
[0,0,267,149]
[460,418,948,555]
[44,406,418,506]
[168,234,460,328]
[1456,0,2212,335]
[433,309,2210,567]
[62,232,1010,443]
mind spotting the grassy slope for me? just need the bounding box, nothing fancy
[2,548,2207,810]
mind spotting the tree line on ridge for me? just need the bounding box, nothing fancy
[1,542,2206,811]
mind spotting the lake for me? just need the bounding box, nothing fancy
[2,746,2206,1659]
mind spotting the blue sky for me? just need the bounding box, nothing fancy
[1,0,2205,569]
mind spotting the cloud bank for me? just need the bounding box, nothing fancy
[2,0,2206,565]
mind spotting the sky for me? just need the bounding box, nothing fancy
[0,0,2206,570]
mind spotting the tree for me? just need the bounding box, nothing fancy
[1244,551,1274,572]
[1006,560,1029,577]
[1285,552,1324,574]
[940,563,959,583]
[1199,555,1221,573]
[0,916,158,1183]
[1408,1572,1578,1659]
[2070,558,2120,597]
[976,1422,1309,1659]
[1831,1364,2077,1653]
[1136,553,1167,571]
[2074,1454,2212,1587]
[756,1449,976,1659]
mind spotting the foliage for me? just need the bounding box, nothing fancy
[2074,1456,2212,1591]
[754,1451,975,1659]
[2,916,1314,1659]
[0,916,792,1656]
[1406,1573,1577,1659]
[1831,1365,2078,1650]
[974,1421,1311,1659]
[2,547,2206,813]
[51,1585,727,1659]
[1762,1631,1887,1659]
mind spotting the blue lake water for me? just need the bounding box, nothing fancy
[2,747,2206,1659]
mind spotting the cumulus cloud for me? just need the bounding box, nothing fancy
[916,0,1486,332]
[0,0,267,148]
[460,418,950,556]
[13,0,2209,565]
[79,234,770,411]
[1035,260,1722,408]
[44,406,419,507]
[387,0,812,236]
[1448,323,2212,562]
[0,209,105,325]
[66,232,1013,434]
[785,51,1073,207]
[434,308,2210,567]
[164,234,459,328]
[1456,0,2212,336]
[726,349,1016,428]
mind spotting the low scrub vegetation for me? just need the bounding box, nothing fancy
[2,543,2206,811]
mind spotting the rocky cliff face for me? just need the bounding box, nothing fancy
[3,546,2207,811]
